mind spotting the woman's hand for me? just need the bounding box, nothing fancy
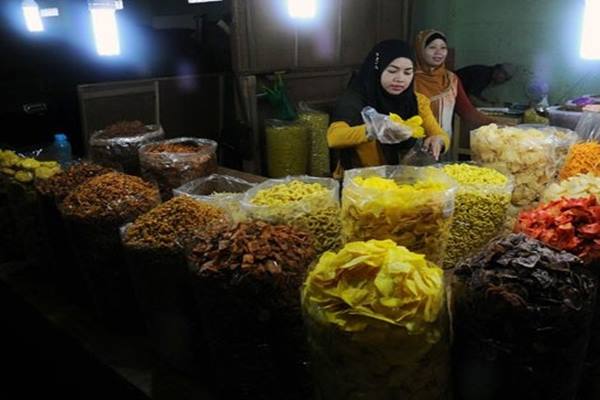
[423,136,445,160]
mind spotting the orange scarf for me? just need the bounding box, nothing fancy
[414,29,453,98]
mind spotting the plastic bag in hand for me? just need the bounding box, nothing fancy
[361,106,413,144]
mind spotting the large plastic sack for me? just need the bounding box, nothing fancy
[265,119,309,178]
[560,112,600,180]
[139,137,218,200]
[173,173,255,222]
[341,166,456,265]
[452,234,596,400]
[440,163,513,269]
[298,103,331,177]
[241,176,341,254]
[302,240,450,400]
[471,124,559,206]
[89,122,165,175]
[60,172,160,331]
[187,221,315,400]
[121,197,231,375]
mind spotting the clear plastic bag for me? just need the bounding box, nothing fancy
[302,240,450,400]
[173,173,255,222]
[341,166,456,265]
[401,139,437,166]
[471,124,559,206]
[89,123,165,175]
[241,176,341,254]
[560,112,600,180]
[452,234,596,400]
[60,173,160,331]
[265,119,309,178]
[139,137,218,200]
[439,163,513,269]
[576,111,600,141]
[298,102,331,177]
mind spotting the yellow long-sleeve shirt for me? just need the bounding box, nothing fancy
[327,93,450,168]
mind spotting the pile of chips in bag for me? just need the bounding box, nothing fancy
[302,239,450,400]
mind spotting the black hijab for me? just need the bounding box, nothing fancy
[333,40,419,164]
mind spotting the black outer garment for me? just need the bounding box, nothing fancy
[332,40,420,166]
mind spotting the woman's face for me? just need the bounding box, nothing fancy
[380,57,414,95]
[423,38,448,68]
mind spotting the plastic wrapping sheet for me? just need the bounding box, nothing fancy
[471,124,560,206]
[341,166,456,265]
[302,240,450,400]
[298,107,331,177]
[265,119,309,178]
[139,137,218,200]
[89,123,165,175]
[173,173,255,223]
[60,172,160,330]
[560,113,600,180]
[241,176,341,254]
[440,163,513,269]
[452,234,596,400]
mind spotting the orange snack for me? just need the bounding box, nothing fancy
[560,142,600,180]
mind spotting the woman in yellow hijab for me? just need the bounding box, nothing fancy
[414,30,491,139]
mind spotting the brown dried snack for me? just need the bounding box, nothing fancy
[188,221,316,400]
[144,143,199,154]
[453,233,596,400]
[35,162,113,202]
[61,172,160,225]
[139,138,218,200]
[123,196,230,251]
[100,120,148,139]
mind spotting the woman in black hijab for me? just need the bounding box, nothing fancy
[328,40,449,172]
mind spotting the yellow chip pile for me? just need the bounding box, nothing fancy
[471,124,558,206]
[302,239,444,336]
[341,168,455,265]
[0,150,61,183]
[543,173,600,203]
[250,180,327,206]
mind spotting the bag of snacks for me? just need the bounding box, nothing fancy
[560,112,600,180]
[341,166,456,265]
[122,197,230,374]
[452,234,596,400]
[265,119,309,178]
[89,121,165,175]
[61,172,160,331]
[302,239,450,400]
[139,137,218,200]
[35,162,113,306]
[4,154,62,268]
[471,124,559,206]
[441,163,512,268]
[298,103,331,177]
[188,221,316,400]
[516,196,600,399]
[543,173,600,203]
[241,176,341,254]
[173,173,255,222]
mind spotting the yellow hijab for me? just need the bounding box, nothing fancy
[414,29,452,98]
